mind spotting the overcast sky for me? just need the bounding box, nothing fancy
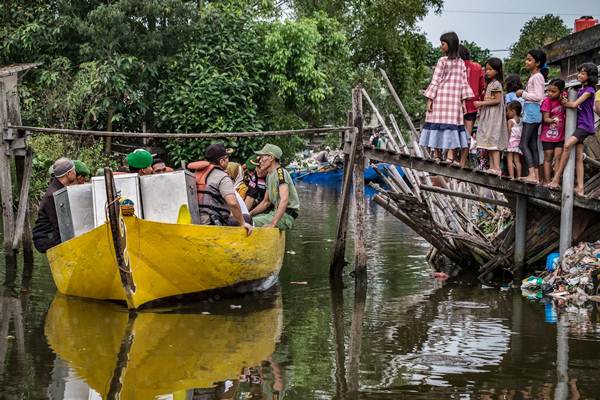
[418,0,600,58]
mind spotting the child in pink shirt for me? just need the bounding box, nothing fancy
[540,79,566,184]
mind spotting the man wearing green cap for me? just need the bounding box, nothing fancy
[127,149,153,176]
[250,144,300,230]
[73,160,91,184]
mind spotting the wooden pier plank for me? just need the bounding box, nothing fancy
[344,144,600,213]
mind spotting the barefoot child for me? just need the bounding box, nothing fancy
[420,32,474,162]
[517,49,547,183]
[506,101,523,179]
[474,58,508,175]
[548,63,598,196]
[540,79,566,184]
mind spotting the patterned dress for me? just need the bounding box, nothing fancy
[420,57,474,150]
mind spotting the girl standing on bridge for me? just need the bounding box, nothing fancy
[420,32,474,163]
[548,63,598,196]
[474,58,508,175]
[516,49,547,184]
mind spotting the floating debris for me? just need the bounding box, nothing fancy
[229,304,242,309]
[521,241,600,303]
[286,250,297,255]
[290,281,308,285]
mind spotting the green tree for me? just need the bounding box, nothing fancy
[284,0,443,120]
[505,14,570,75]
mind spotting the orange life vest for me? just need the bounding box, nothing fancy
[191,161,230,225]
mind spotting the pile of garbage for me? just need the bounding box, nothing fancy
[521,241,600,304]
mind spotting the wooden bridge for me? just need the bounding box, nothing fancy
[348,144,600,214]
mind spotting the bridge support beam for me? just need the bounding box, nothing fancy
[514,194,528,279]
[559,88,578,265]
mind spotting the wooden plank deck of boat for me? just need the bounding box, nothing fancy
[344,143,600,213]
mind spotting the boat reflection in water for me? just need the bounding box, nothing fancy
[44,293,283,399]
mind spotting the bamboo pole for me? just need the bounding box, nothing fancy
[330,113,358,278]
[379,68,423,150]
[352,88,368,279]
[361,88,400,152]
[419,184,510,207]
[10,125,351,139]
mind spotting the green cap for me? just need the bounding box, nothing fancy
[245,156,260,171]
[73,160,91,177]
[127,149,153,169]
[254,143,283,160]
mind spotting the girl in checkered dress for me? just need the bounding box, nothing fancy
[420,32,475,162]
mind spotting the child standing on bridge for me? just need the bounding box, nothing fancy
[516,49,547,184]
[548,63,598,196]
[505,101,523,179]
[420,32,474,163]
[474,58,508,175]
[540,78,566,184]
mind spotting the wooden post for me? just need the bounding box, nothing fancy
[330,113,357,279]
[0,80,16,269]
[4,72,33,262]
[12,148,33,252]
[514,194,528,277]
[330,286,348,397]
[347,277,366,397]
[352,88,368,281]
[559,88,578,263]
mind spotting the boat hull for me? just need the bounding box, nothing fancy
[47,217,286,308]
[45,294,283,399]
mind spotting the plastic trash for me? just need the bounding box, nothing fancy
[546,252,560,272]
[521,276,543,290]
[544,302,557,324]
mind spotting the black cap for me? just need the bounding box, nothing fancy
[205,143,228,163]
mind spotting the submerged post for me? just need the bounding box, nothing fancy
[514,195,528,278]
[330,112,356,280]
[559,88,578,263]
[352,87,367,282]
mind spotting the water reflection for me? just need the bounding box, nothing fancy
[44,293,283,399]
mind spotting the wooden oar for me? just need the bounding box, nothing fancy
[104,167,136,309]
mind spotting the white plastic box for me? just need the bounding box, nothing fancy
[53,183,94,242]
[139,170,200,224]
[91,173,143,227]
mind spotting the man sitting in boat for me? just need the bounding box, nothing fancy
[73,160,91,184]
[127,149,154,176]
[193,143,253,235]
[244,155,269,212]
[151,158,173,174]
[250,144,300,230]
[32,158,77,253]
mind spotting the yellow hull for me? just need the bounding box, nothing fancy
[47,217,285,308]
[45,295,282,399]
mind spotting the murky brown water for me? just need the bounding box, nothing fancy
[1,182,600,399]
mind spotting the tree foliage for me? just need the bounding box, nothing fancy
[505,14,570,75]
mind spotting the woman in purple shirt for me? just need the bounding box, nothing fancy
[548,63,598,196]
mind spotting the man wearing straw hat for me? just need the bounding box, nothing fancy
[32,157,77,253]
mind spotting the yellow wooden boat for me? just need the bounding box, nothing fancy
[45,294,283,399]
[47,216,286,309]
